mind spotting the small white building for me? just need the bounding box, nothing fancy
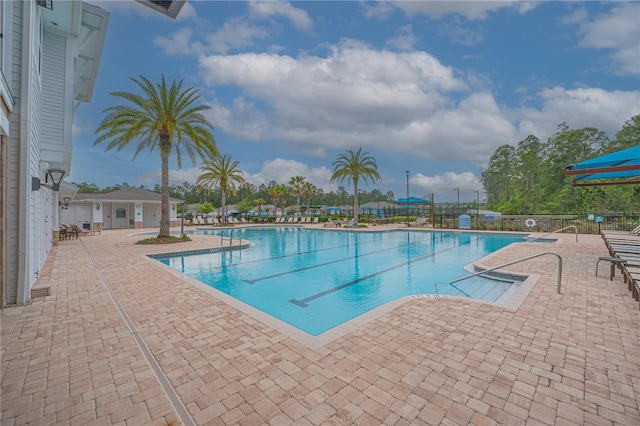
[62,187,182,230]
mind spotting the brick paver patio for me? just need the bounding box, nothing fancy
[1,226,639,425]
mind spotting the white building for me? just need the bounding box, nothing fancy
[0,1,109,306]
[62,187,181,230]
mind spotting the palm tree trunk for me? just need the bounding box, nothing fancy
[221,191,227,224]
[159,147,170,238]
[353,180,359,222]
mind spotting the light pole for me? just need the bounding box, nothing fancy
[180,201,186,237]
[474,190,479,229]
[405,170,410,226]
[453,187,459,228]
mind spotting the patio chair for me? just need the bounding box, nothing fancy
[344,220,358,228]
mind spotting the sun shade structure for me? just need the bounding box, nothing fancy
[396,196,435,226]
[564,146,640,187]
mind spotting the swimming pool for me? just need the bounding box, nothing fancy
[154,228,528,335]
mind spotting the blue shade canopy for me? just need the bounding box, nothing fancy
[564,146,640,187]
[396,196,431,204]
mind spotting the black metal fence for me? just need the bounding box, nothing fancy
[424,214,639,234]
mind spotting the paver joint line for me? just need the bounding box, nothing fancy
[79,238,196,426]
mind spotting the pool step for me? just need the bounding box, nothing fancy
[438,276,513,302]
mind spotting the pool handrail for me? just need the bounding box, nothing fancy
[220,229,242,247]
[526,225,578,243]
[444,251,563,294]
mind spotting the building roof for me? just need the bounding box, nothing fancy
[74,187,182,202]
[134,0,186,19]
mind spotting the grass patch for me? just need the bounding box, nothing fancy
[136,235,191,245]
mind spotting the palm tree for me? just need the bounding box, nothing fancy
[289,176,306,214]
[196,154,246,225]
[330,147,381,223]
[268,184,288,217]
[302,181,317,216]
[94,75,217,238]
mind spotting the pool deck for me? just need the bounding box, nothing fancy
[1,225,639,425]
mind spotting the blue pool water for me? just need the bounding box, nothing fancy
[154,228,527,335]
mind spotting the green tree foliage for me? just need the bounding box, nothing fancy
[482,116,639,214]
[94,75,217,238]
[197,202,215,215]
[235,199,254,215]
[268,184,288,216]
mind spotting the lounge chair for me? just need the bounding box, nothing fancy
[344,220,358,228]
[408,217,427,227]
[323,219,341,228]
[313,217,319,224]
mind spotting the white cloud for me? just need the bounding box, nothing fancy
[391,1,538,21]
[360,1,395,20]
[248,0,313,31]
[154,28,202,56]
[244,158,333,191]
[571,3,640,75]
[438,19,484,46]
[155,18,270,56]
[512,87,640,141]
[386,25,419,51]
[412,172,483,203]
[195,40,638,170]
[206,18,270,54]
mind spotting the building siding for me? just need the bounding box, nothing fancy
[5,1,24,304]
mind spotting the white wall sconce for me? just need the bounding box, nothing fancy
[32,168,66,192]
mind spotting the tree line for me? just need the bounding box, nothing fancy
[73,179,397,214]
[481,115,639,215]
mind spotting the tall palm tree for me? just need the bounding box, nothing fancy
[196,154,246,225]
[94,75,217,238]
[302,181,317,216]
[330,147,381,223]
[289,176,306,214]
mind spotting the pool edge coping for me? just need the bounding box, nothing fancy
[142,236,542,350]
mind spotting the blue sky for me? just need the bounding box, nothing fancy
[70,0,640,203]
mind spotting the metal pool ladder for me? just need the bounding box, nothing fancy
[220,229,241,247]
[443,251,563,294]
